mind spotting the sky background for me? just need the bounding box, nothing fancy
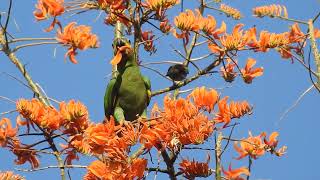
[0,0,319,179]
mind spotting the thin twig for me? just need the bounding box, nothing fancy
[13,42,59,52]
[0,109,16,115]
[140,64,172,81]
[0,95,15,104]
[9,37,56,43]
[15,165,87,172]
[277,85,314,126]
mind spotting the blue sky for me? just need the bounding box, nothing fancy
[0,0,319,179]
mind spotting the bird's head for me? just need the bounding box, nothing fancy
[110,37,133,65]
[166,64,189,81]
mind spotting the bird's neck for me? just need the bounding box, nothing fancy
[118,54,138,73]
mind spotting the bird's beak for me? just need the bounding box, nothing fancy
[110,45,132,65]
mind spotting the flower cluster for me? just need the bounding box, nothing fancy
[179,155,212,179]
[253,4,288,18]
[0,117,40,168]
[234,132,287,160]
[143,0,179,19]
[33,0,65,31]
[222,165,250,180]
[0,171,25,180]
[56,22,99,64]
[34,0,64,21]
[17,99,89,133]
[220,4,242,20]
[214,97,252,127]
[241,58,264,84]
[84,158,147,180]
[174,9,225,43]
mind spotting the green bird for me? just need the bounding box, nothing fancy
[104,37,151,125]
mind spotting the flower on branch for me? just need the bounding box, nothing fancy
[9,140,40,169]
[253,4,288,18]
[264,132,287,156]
[222,164,250,180]
[97,0,128,10]
[56,22,99,64]
[188,87,219,112]
[141,31,156,53]
[0,118,17,147]
[179,155,212,179]
[221,59,237,82]
[173,9,201,43]
[34,0,64,20]
[143,0,179,19]
[234,132,266,160]
[0,171,25,180]
[214,97,252,127]
[241,58,264,84]
[33,0,65,31]
[160,19,172,33]
[84,158,147,180]
[60,100,90,135]
[220,4,242,20]
[16,99,65,131]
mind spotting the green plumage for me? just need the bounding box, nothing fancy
[104,38,151,124]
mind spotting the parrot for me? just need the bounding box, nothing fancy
[104,37,151,125]
[166,64,189,81]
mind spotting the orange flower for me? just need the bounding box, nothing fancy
[141,31,156,53]
[84,160,123,180]
[220,4,242,20]
[264,132,287,157]
[84,158,147,180]
[56,22,99,64]
[0,171,25,180]
[214,96,232,126]
[97,0,128,11]
[143,0,179,18]
[214,96,252,127]
[221,59,237,82]
[104,11,131,27]
[220,24,252,51]
[179,155,212,179]
[229,100,252,118]
[0,118,17,147]
[288,23,305,43]
[173,9,201,43]
[16,99,64,131]
[9,141,40,169]
[241,58,264,84]
[139,121,170,149]
[222,164,250,180]
[143,0,179,11]
[188,87,219,112]
[160,19,172,33]
[34,0,64,21]
[176,114,214,145]
[163,95,197,120]
[234,132,266,159]
[199,15,216,34]
[264,131,279,148]
[60,100,90,134]
[174,9,200,32]
[253,4,288,18]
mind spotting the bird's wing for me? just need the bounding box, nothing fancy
[142,75,151,106]
[104,75,122,118]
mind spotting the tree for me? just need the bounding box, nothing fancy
[0,0,319,179]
